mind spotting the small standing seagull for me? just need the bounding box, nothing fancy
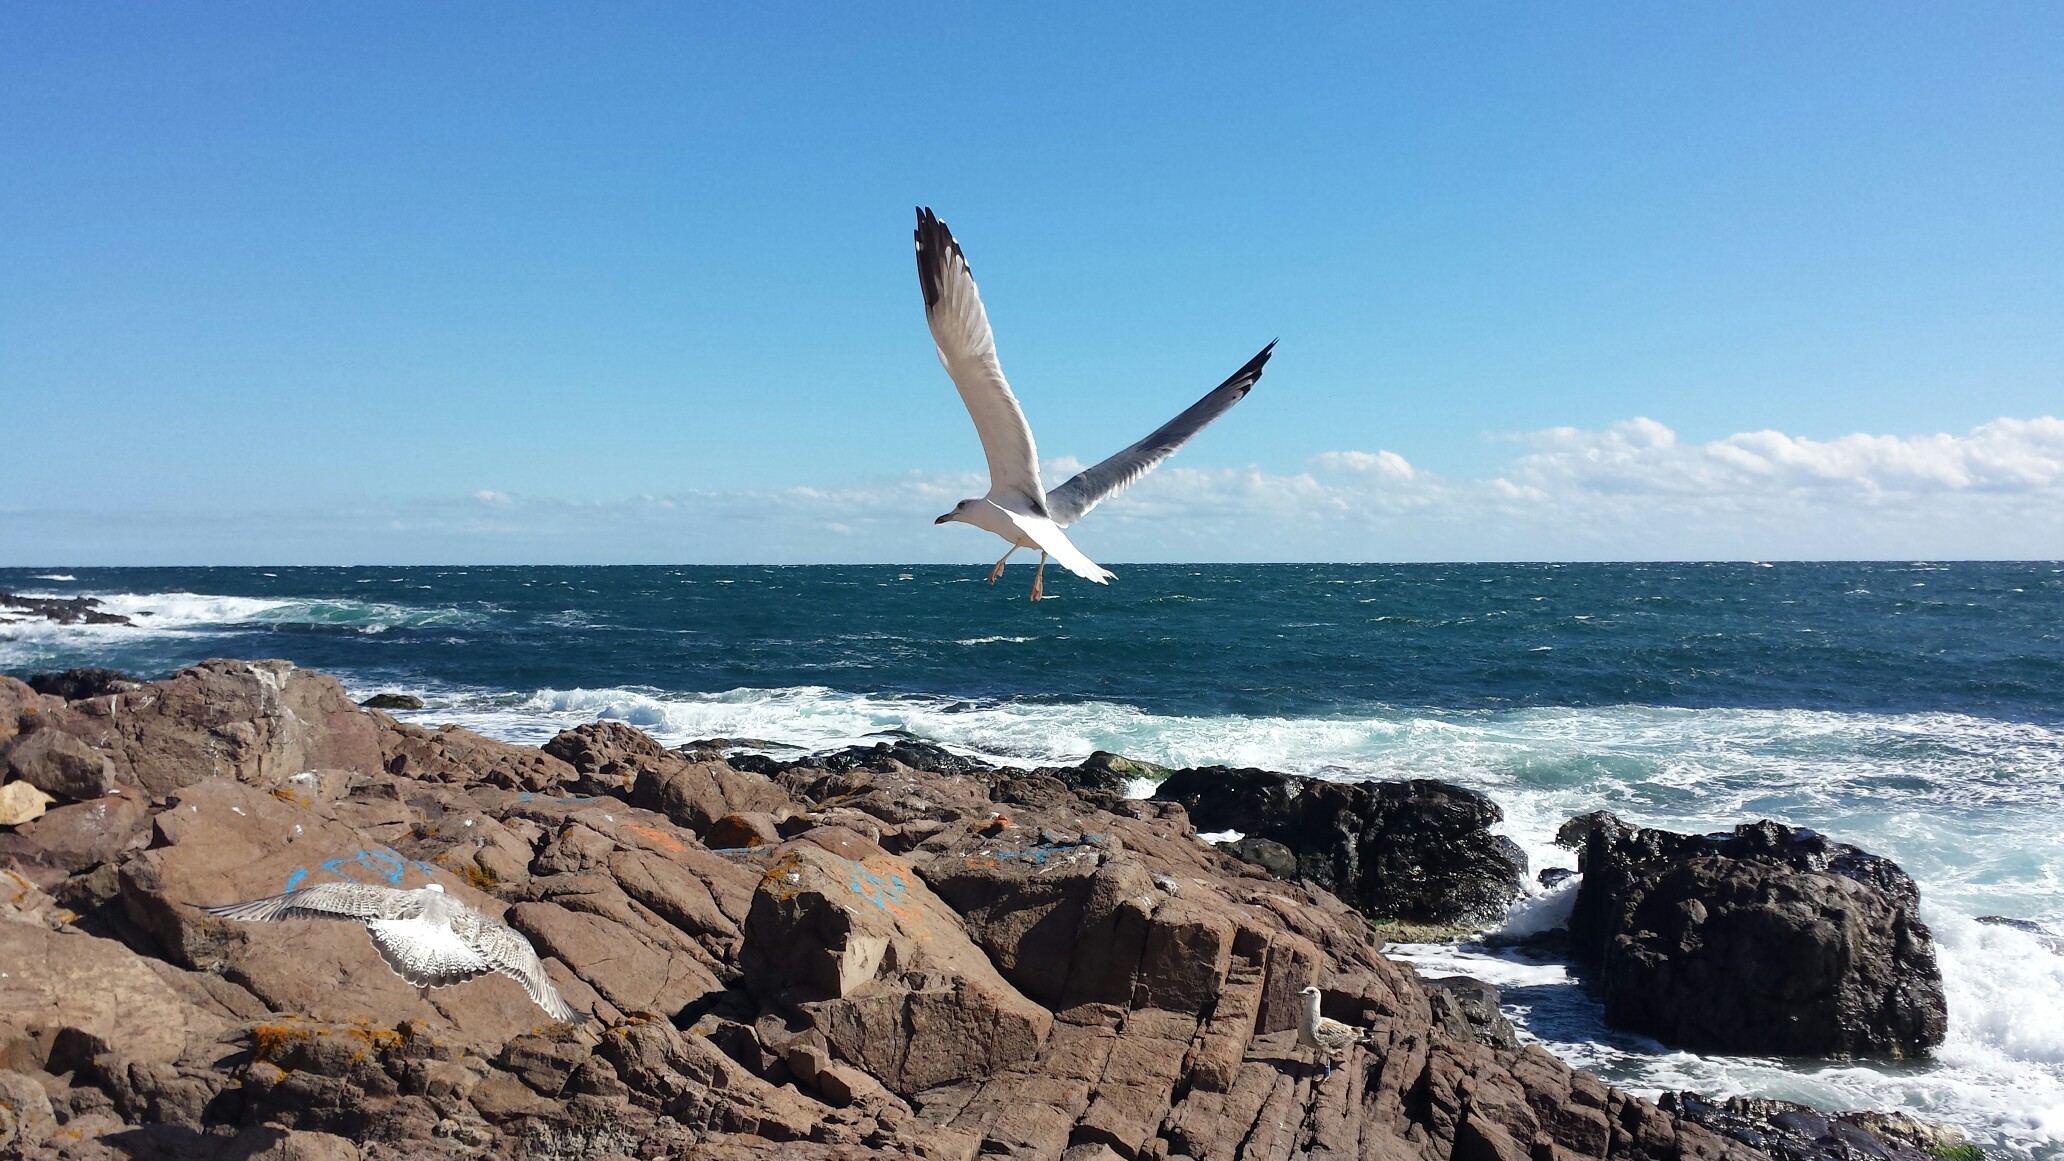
[1297,985,1369,1076]
[916,207,1275,600]
[201,882,583,1023]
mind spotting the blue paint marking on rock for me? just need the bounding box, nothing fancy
[280,849,442,892]
[847,863,909,911]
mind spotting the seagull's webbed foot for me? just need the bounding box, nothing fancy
[988,546,1017,585]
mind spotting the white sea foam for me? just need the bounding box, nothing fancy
[29,574,75,581]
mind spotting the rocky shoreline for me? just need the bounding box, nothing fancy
[0,660,1968,1160]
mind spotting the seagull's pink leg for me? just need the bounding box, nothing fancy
[988,546,1017,584]
[1031,552,1047,601]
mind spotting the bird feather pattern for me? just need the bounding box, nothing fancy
[201,882,580,1023]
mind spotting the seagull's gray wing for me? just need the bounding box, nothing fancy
[916,207,1048,516]
[202,882,419,924]
[463,915,581,1023]
[1044,341,1274,526]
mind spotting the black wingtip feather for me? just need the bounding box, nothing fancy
[1223,339,1277,397]
[913,206,961,311]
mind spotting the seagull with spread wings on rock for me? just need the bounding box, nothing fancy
[915,207,1274,600]
[201,881,584,1023]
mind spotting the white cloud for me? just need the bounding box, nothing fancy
[7,419,2061,564]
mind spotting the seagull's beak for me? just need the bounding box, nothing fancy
[935,512,954,524]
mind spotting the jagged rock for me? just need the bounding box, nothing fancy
[546,720,794,831]
[1659,1091,1963,1161]
[357,693,425,711]
[1217,834,1298,880]
[0,780,55,826]
[4,793,149,875]
[381,719,579,795]
[0,915,230,1066]
[6,728,119,801]
[0,658,1958,1161]
[26,668,145,701]
[0,592,132,626]
[1425,976,1520,1052]
[21,660,386,798]
[0,1067,58,1152]
[1976,914,2064,954]
[0,676,63,748]
[1566,813,1948,1058]
[1154,766,1526,926]
[740,828,1052,1094]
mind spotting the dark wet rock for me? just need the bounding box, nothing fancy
[1566,813,1948,1058]
[1659,1092,1967,1161]
[0,591,132,626]
[26,667,144,700]
[1217,835,1299,881]
[1976,914,2064,954]
[357,693,425,711]
[802,739,982,778]
[1425,975,1520,1052]
[1539,866,1576,889]
[1153,766,1527,926]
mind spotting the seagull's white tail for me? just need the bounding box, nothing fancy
[988,504,1115,584]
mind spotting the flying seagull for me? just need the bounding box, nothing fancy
[201,882,583,1023]
[1297,985,1369,1076]
[915,207,1274,600]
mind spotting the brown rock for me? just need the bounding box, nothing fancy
[507,900,722,1018]
[5,729,118,801]
[10,793,148,873]
[381,719,577,793]
[0,676,62,747]
[742,829,1052,1094]
[706,811,783,850]
[545,721,794,831]
[36,660,385,797]
[0,1067,58,1152]
[0,919,227,1065]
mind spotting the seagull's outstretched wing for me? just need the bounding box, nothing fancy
[1044,341,1275,526]
[202,883,417,924]
[467,917,582,1022]
[916,207,1048,515]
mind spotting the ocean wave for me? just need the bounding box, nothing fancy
[29,574,75,581]
[0,589,491,669]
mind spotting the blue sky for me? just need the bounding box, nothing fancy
[4,2,2061,564]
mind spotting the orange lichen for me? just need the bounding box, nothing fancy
[249,1017,403,1068]
[250,1020,316,1063]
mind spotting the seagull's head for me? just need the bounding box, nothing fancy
[935,499,974,525]
[425,883,446,893]
[1299,985,1321,998]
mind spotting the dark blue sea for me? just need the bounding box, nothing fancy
[5,562,2062,1151]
